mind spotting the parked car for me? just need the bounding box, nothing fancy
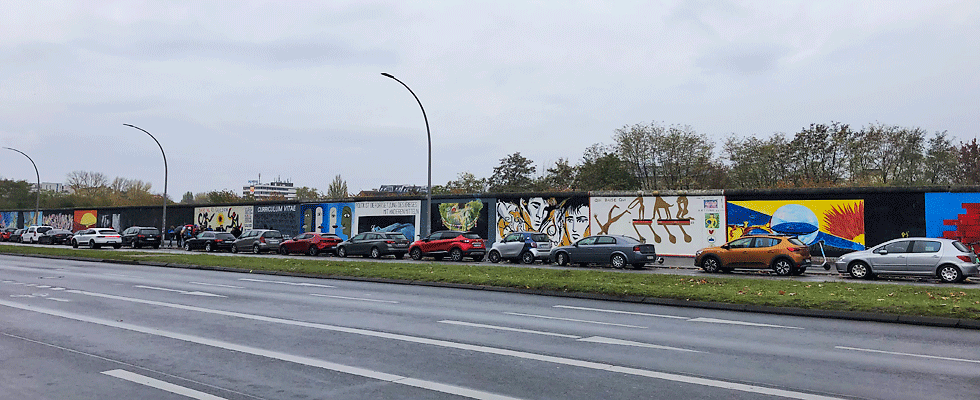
[336,232,410,259]
[278,232,343,256]
[834,237,979,283]
[550,235,657,269]
[231,229,284,254]
[71,228,122,249]
[9,229,25,243]
[38,229,73,245]
[183,231,237,252]
[487,231,553,264]
[695,234,811,276]
[0,227,16,241]
[408,230,486,261]
[121,226,162,249]
[22,225,54,243]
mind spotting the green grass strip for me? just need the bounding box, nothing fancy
[3,244,979,320]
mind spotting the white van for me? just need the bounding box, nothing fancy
[22,225,54,244]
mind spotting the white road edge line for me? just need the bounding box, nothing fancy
[134,285,226,298]
[309,294,399,304]
[1,300,522,400]
[439,320,582,339]
[102,369,228,400]
[238,278,335,288]
[30,290,843,400]
[504,312,647,328]
[554,305,689,319]
[578,336,702,353]
[687,317,804,330]
[189,282,245,289]
[836,346,980,364]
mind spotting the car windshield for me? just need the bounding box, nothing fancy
[37,227,52,233]
[97,230,118,234]
[788,237,806,246]
[386,233,407,240]
[531,234,550,242]
[953,241,970,253]
[264,231,283,239]
[215,233,236,240]
[462,233,482,239]
[139,228,160,235]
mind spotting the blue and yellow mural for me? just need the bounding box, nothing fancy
[0,212,18,229]
[727,200,865,251]
[301,202,355,240]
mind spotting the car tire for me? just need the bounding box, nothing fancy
[555,252,569,266]
[772,258,793,276]
[938,264,964,283]
[153,245,160,249]
[113,244,121,249]
[610,254,627,269]
[520,251,535,265]
[308,246,319,256]
[184,243,191,251]
[337,247,348,258]
[252,244,261,254]
[134,242,141,249]
[231,245,238,253]
[848,261,872,279]
[370,247,381,259]
[449,248,463,262]
[410,248,422,260]
[631,263,645,269]
[395,253,405,259]
[701,256,720,273]
[205,243,213,252]
[487,250,501,263]
[91,240,100,249]
[72,240,78,249]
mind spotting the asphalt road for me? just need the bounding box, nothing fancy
[2,255,979,399]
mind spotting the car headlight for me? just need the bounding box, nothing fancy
[695,250,703,256]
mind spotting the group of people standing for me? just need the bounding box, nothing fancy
[167,224,244,247]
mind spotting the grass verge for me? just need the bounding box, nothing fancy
[3,244,980,320]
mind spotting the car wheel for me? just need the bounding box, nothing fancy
[184,243,192,251]
[370,247,381,259]
[308,246,319,256]
[252,244,261,254]
[410,247,422,260]
[520,251,535,264]
[91,240,100,249]
[231,245,238,253]
[631,263,645,269]
[113,244,121,249]
[487,250,501,263]
[555,252,569,266]
[610,254,627,269]
[449,248,463,262]
[134,242,141,249]
[153,245,160,249]
[72,240,78,249]
[337,246,348,258]
[772,258,793,276]
[205,243,213,252]
[938,264,964,283]
[395,253,405,259]
[848,261,871,279]
[701,256,720,273]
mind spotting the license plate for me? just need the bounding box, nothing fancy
[473,243,483,248]
[646,255,653,259]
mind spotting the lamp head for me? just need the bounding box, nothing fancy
[381,72,394,78]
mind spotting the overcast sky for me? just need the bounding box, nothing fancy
[1,1,977,197]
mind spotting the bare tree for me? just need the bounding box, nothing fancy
[724,133,790,188]
[922,131,957,185]
[613,123,659,190]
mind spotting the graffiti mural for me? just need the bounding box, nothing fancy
[254,204,301,237]
[431,200,489,239]
[99,213,121,231]
[496,196,590,246]
[727,199,865,254]
[355,200,420,240]
[43,212,73,230]
[73,210,98,231]
[194,206,253,232]
[300,203,355,240]
[0,212,18,229]
[22,212,40,226]
[925,193,980,251]
[590,195,725,256]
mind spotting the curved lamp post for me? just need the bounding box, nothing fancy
[381,72,432,237]
[123,124,168,241]
[3,147,40,225]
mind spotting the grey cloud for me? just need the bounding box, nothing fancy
[695,43,793,76]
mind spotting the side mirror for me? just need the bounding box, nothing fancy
[878,249,888,255]
[721,244,730,250]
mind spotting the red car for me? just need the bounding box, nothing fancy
[0,228,15,241]
[278,232,342,256]
[409,230,487,262]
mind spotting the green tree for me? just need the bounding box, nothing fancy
[574,147,639,190]
[295,186,323,201]
[205,190,240,204]
[957,139,980,184]
[327,175,349,199]
[657,125,720,189]
[785,122,853,187]
[444,172,487,194]
[487,152,536,193]
[724,133,790,189]
[922,131,957,185]
[614,123,658,190]
[536,158,577,191]
[0,179,35,209]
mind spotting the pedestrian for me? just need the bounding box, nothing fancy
[168,226,175,247]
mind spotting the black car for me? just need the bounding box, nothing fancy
[38,229,73,245]
[183,231,237,252]
[550,235,658,269]
[336,232,411,259]
[9,229,25,243]
[121,226,162,248]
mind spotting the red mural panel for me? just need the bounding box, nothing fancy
[73,210,98,232]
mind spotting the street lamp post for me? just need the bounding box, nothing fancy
[381,72,432,237]
[123,124,168,243]
[3,147,40,225]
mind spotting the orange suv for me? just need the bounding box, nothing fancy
[695,234,811,276]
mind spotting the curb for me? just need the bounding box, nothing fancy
[3,251,977,330]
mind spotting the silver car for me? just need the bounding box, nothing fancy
[834,237,979,283]
[487,232,553,264]
[231,229,283,254]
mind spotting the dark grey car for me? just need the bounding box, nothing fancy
[336,232,410,259]
[231,229,283,254]
[550,235,657,269]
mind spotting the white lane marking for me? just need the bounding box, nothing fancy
[238,278,335,288]
[45,298,71,302]
[0,300,522,400]
[104,273,133,277]
[50,287,65,291]
[554,305,689,319]
[504,312,647,329]
[309,294,399,304]
[48,291,843,400]
[578,336,702,353]
[36,285,51,288]
[134,285,226,298]
[836,346,980,364]
[189,282,244,289]
[439,320,582,339]
[687,317,804,330]
[102,370,227,400]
